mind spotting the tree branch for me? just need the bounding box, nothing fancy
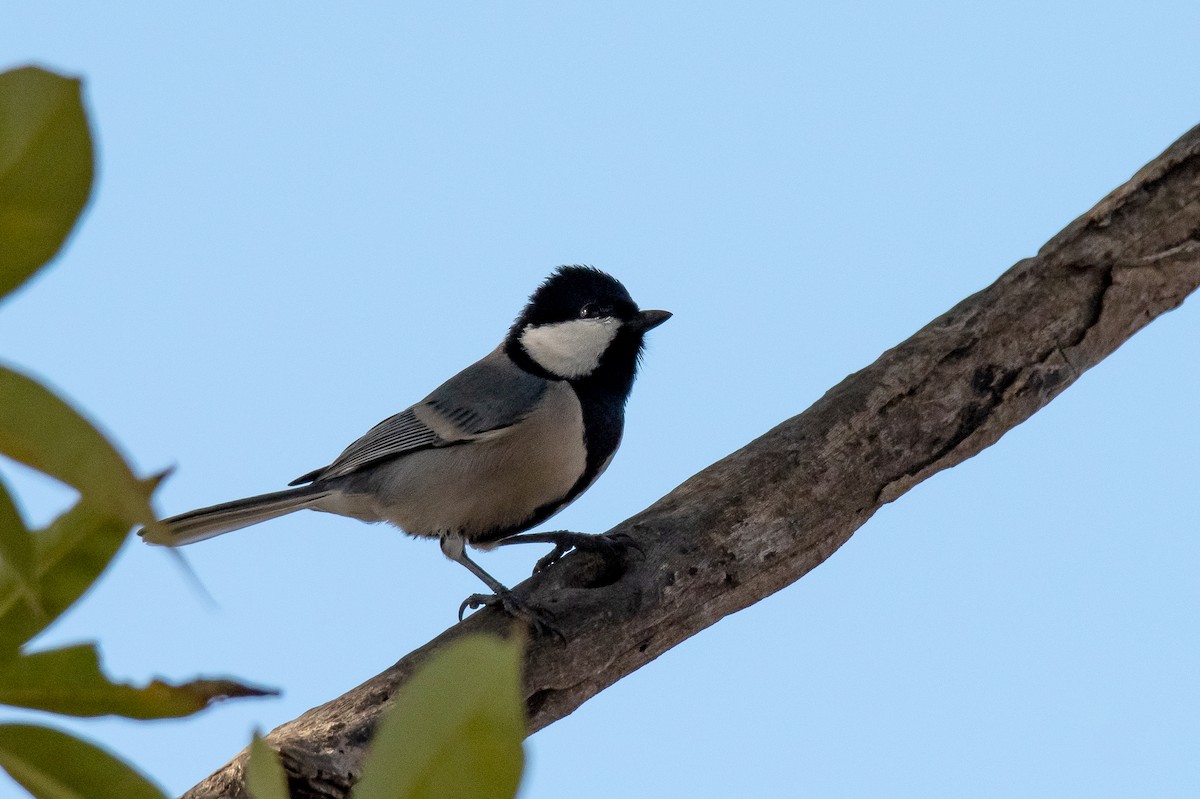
[184,124,1200,799]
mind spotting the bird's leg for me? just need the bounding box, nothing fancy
[490,530,643,575]
[440,534,560,638]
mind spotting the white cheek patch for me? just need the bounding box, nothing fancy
[520,318,620,379]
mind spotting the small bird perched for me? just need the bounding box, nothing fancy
[142,266,670,630]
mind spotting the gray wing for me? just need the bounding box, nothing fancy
[290,346,547,485]
[289,407,439,485]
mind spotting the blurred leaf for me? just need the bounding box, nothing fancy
[0,501,127,654]
[0,66,94,301]
[0,643,276,718]
[0,364,164,537]
[0,723,167,799]
[245,733,290,799]
[0,475,38,610]
[352,634,526,799]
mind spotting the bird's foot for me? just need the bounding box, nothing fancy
[532,531,643,575]
[459,590,563,640]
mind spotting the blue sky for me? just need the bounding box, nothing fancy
[3,3,1199,796]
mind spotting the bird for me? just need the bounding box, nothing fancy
[141,265,671,631]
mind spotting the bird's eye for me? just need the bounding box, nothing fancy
[579,303,610,319]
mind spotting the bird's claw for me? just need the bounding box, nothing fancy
[600,531,644,558]
[532,531,644,575]
[458,591,563,640]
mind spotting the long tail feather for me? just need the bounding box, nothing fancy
[142,485,331,546]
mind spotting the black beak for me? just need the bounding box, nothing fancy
[630,309,672,332]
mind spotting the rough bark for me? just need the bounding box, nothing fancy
[184,124,1200,799]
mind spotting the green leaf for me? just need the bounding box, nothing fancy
[245,733,290,799]
[0,475,38,608]
[352,634,526,799]
[0,723,167,799]
[0,364,164,537]
[0,66,94,301]
[0,501,128,654]
[0,643,276,718]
